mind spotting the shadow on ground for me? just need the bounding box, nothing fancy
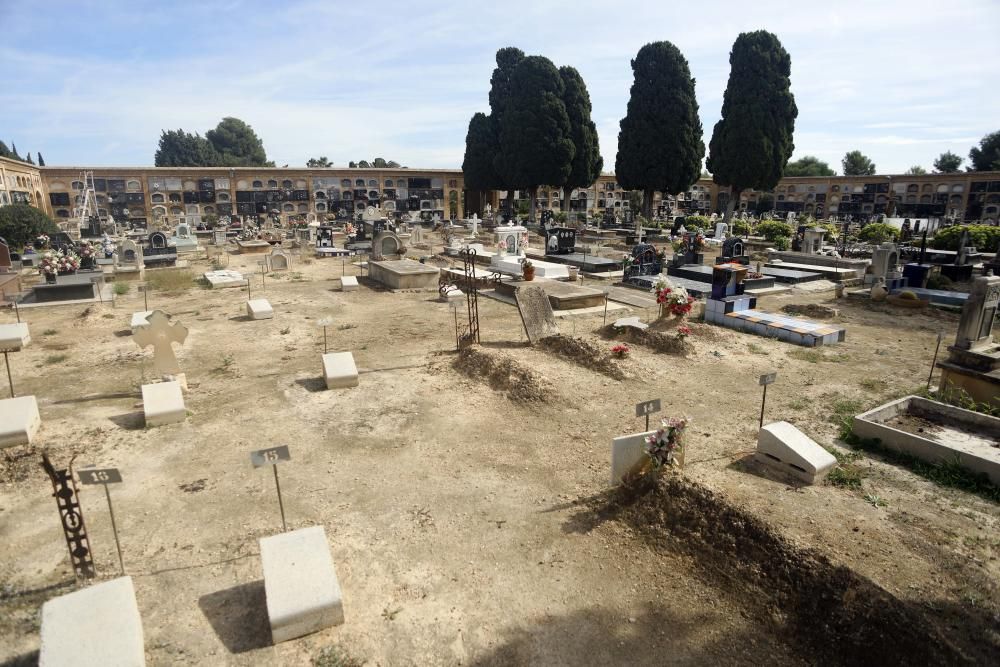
[197,580,271,654]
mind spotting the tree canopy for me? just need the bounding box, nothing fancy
[488,47,527,210]
[205,117,272,167]
[495,55,575,221]
[842,150,876,176]
[616,41,704,219]
[306,157,332,168]
[0,204,59,249]
[462,112,499,193]
[969,131,1000,171]
[0,140,41,165]
[784,155,835,177]
[905,165,927,175]
[933,151,963,173]
[707,31,797,222]
[155,129,220,167]
[348,158,403,168]
[559,65,603,211]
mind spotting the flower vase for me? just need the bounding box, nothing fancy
[81,257,95,270]
[45,273,56,284]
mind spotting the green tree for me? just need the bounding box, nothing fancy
[37,152,45,166]
[707,31,797,224]
[154,129,220,167]
[784,155,835,177]
[205,117,272,167]
[356,160,371,168]
[933,151,962,173]
[842,150,876,175]
[857,223,899,244]
[0,141,10,159]
[558,66,603,214]
[495,54,575,223]
[25,152,34,165]
[488,47,526,216]
[11,143,21,160]
[348,161,357,168]
[969,131,1000,171]
[306,157,332,168]
[462,112,499,212]
[0,204,59,249]
[756,220,794,241]
[617,41,704,220]
[905,165,926,175]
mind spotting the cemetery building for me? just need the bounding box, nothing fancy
[2,154,1000,225]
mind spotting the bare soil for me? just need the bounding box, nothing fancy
[1,238,999,666]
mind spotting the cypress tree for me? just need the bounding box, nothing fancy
[616,42,704,220]
[462,112,499,214]
[11,143,21,160]
[488,47,525,216]
[0,141,10,159]
[37,152,45,166]
[707,30,797,223]
[26,153,34,165]
[495,55,575,223]
[559,66,603,215]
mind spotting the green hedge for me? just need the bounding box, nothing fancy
[930,224,1000,251]
[756,220,794,241]
[857,223,900,244]
[0,204,59,249]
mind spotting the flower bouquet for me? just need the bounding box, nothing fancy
[651,276,695,317]
[38,249,80,280]
[611,343,630,359]
[675,325,692,340]
[77,241,97,269]
[645,416,687,468]
[34,234,51,250]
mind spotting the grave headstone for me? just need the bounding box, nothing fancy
[269,248,290,271]
[514,284,560,343]
[802,227,825,254]
[133,310,188,375]
[953,275,1000,352]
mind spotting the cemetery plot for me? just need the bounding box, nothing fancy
[1,226,998,666]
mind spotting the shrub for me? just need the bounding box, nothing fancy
[925,273,954,290]
[817,222,840,239]
[772,236,790,250]
[113,281,130,295]
[683,215,709,231]
[731,219,751,235]
[0,204,59,249]
[146,269,195,292]
[930,224,1000,252]
[756,220,794,241]
[857,223,899,244]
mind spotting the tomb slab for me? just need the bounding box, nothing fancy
[0,395,41,448]
[247,299,274,320]
[756,421,836,484]
[142,381,186,427]
[323,352,359,389]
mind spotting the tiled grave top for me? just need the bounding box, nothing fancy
[759,267,824,283]
[891,287,968,305]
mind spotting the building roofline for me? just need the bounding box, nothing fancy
[38,165,461,173]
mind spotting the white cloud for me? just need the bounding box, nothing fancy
[1,0,998,172]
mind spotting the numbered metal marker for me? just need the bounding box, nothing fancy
[250,445,291,468]
[78,467,125,575]
[636,398,661,431]
[251,446,291,532]
[758,372,777,428]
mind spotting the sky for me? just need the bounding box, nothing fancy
[1,0,998,174]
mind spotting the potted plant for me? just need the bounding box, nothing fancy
[520,258,535,281]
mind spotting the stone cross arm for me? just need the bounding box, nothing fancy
[133,310,188,375]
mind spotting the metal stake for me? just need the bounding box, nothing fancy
[323,326,328,354]
[928,331,944,390]
[759,384,768,429]
[247,278,252,300]
[273,465,287,532]
[143,286,148,311]
[103,483,125,575]
[4,351,13,397]
[645,413,650,432]
[13,300,20,323]
[603,294,609,326]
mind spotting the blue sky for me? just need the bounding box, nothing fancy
[2,0,998,174]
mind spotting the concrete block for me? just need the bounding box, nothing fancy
[340,276,359,292]
[130,311,153,330]
[247,299,274,320]
[260,525,344,644]
[40,576,145,666]
[610,430,655,485]
[322,352,358,389]
[141,381,186,427]
[0,322,30,351]
[0,395,41,449]
[756,421,837,484]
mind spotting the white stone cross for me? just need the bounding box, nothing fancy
[133,310,188,375]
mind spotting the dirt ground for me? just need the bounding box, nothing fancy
[1,236,998,666]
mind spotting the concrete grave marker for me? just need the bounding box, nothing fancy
[133,311,188,376]
[141,380,186,427]
[755,421,836,484]
[260,525,345,643]
[514,284,560,344]
[323,352,359,389]
[269,248,290,271]
[340,275,358,292]
[0,395,41,448]
[40,576,146,666]
[610,430,655,485]
[247,299,274,320]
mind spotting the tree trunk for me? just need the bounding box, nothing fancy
[562,186,571,214]
[644,188,654,221]
[723,186,741,225]
[529,185,538,224]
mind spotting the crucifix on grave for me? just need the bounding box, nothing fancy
[133,310,188,376]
